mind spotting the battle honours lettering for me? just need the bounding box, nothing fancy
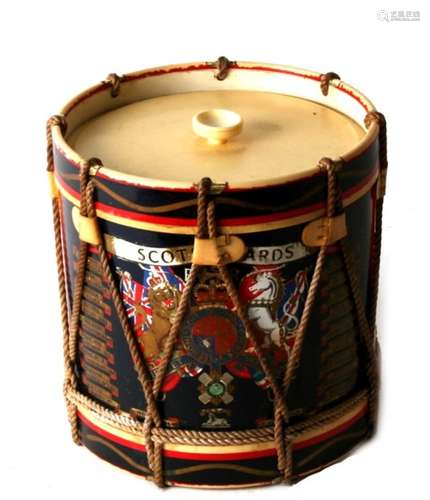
[105,235,311,266]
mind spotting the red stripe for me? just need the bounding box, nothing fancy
[78,410,147,452]
[336,82,370,112]
[77,410,275,461]
[293,403,368,450]
[55,164,377,229]
[78,403,367,461]
[87,245,99,255]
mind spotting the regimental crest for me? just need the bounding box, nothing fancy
[181,268,247,371]
[117,264,308,400]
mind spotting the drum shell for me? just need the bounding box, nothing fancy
[52,130,379,487]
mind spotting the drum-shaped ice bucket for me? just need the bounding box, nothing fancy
[47,57,386,488]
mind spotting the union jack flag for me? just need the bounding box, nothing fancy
[120,271,151,333]
[119,265,185,335]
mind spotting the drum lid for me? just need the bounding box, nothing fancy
[58,61,377,189]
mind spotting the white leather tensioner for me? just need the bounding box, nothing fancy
[192,234,247,265]
[72,206,102,245]
[302,213,347,247]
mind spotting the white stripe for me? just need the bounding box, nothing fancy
[104,235,311,266]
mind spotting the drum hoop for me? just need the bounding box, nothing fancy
[53,163,378,235]
[51,60,379,191]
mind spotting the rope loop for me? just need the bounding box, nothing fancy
[47,114,67,134]
[364,110,385,129]
[320,71,341,96]
[46,114,67,172]
[213,56,234,81]
[104,72,123,97]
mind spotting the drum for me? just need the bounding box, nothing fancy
[47,57,386,488]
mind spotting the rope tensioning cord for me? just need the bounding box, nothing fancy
[47,109,384,487]
[47,115,80,445]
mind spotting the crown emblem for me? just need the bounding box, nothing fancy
[193,268,230,306]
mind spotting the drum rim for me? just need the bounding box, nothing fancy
[51,60,379,191]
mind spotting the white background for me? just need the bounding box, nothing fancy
[1,1,429,498]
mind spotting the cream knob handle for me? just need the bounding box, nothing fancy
[192,109,243,145]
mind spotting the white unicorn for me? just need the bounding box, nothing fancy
[246,271,284,347]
